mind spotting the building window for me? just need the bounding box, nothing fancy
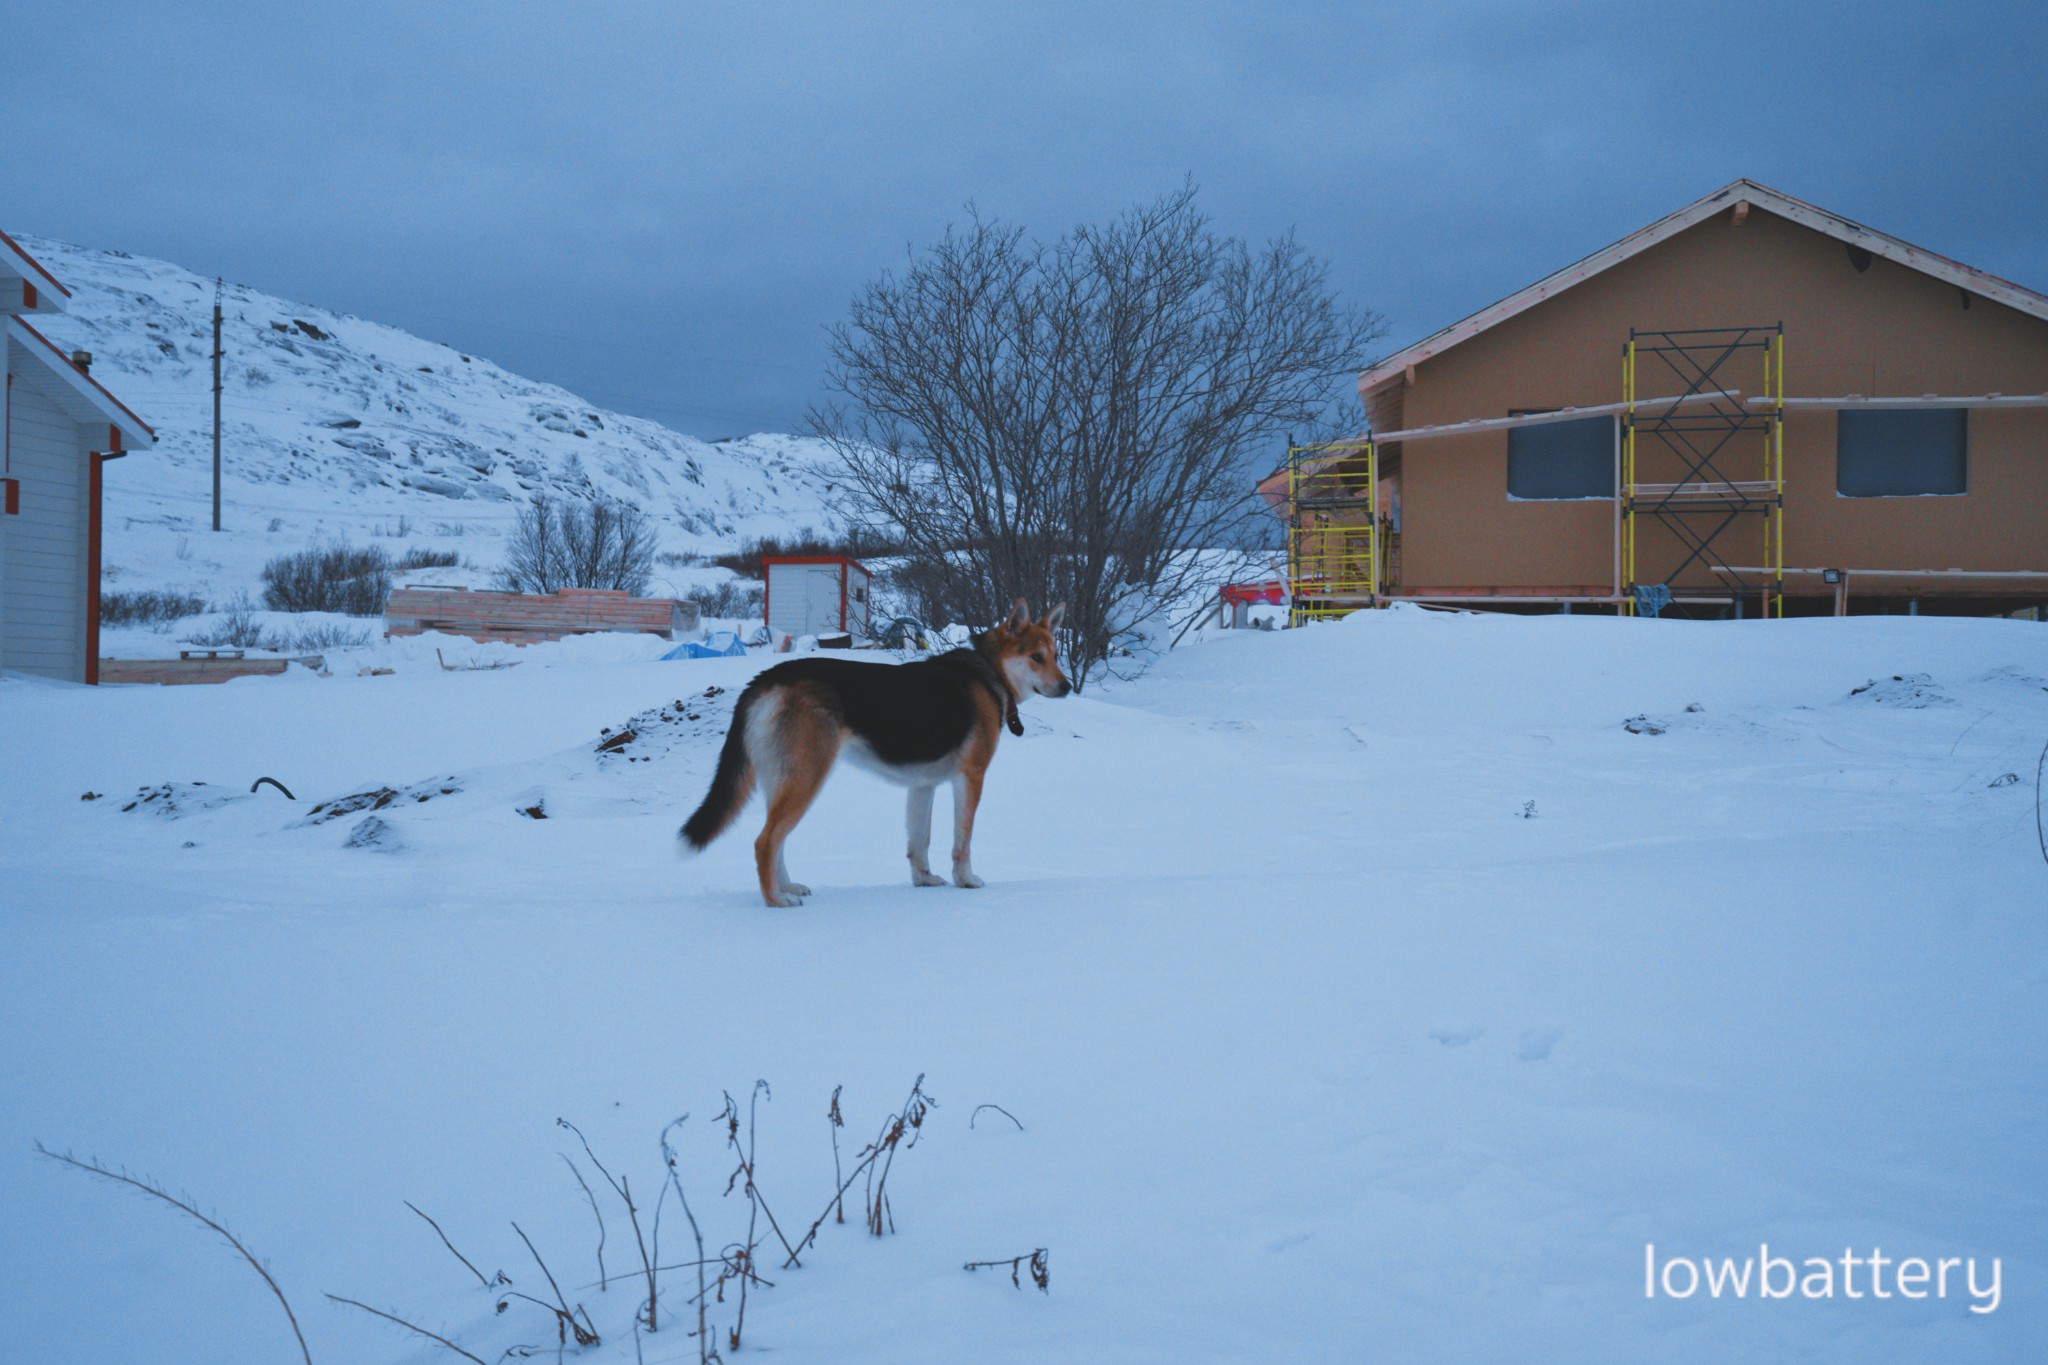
[1507,414,1613,500]
[1836,408,1966,496]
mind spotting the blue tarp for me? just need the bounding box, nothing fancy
[662,631,747,660]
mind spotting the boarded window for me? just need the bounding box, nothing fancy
[1836,408,1966,496]
[1507,415,1613,500]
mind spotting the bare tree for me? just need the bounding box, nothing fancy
[500,492,655,596]
[810,184,1383,685]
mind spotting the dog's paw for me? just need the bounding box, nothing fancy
[781,881,812,898]
[911,870,947,888]
[764,892,803,908]
[952,870,985,889]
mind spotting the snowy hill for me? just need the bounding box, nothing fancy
[11,233,840,602]
[3,609,2044,1362]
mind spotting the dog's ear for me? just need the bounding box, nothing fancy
[1041,601,1066,632]
[1005,598,1031,630]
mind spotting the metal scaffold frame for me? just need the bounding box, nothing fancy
[1623,325,1785,616]
[1284,440,1382,624]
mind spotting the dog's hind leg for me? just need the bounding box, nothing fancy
[907,785,946,887]
[752,694,836,907]
[949,769,985,889]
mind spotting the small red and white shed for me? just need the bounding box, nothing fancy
[2,230,155,683]
[762,555,872,638]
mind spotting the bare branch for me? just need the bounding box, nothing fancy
[36,1144,315,1365]
[405,1200,497,1290]
[326,1293,488,1364]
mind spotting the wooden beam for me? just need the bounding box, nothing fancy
[1748,392,2048,410]
[1713,566,2048,580]
[1731,200,1750,226]
[1372,389,1741,446]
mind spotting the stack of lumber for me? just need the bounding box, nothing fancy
[384,586,698,644]
[101,652,322,685]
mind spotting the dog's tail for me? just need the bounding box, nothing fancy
[679,687,760,853]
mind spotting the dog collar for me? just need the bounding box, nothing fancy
[962,640,1027,737]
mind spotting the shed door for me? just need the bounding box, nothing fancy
[767,563,846,636]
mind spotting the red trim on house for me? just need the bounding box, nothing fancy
[838,561,849,632]
[22,281,35,310]
[2,479,17,516]
[760,555,861,567]
[11,318,156,440]
[86,454,103,685]
[0,228,72,298]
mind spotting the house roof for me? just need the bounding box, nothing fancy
[7,316,155,448]
[0,229,70,313]
[1358,179,2048,396]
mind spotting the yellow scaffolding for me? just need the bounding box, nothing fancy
[1622,326,1785,617]
[1285,441,1382,624]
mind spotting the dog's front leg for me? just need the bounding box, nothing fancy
[950,770,984,888]
[906,785,946,887]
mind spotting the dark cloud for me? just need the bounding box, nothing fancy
[5,0,2042,436]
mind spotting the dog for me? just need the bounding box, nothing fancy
[680,599,1071,906]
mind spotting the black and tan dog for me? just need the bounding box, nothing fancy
[680,600,1072,905]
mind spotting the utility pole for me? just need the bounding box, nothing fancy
[211,277,223,531]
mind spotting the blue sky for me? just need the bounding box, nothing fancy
[6,1,2043,438]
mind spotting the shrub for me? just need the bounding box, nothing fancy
[260,544,393,615]
[100,590,208,627]
[684,580,765,621]
[274,621,374,653]
[499,493,654,596]
[187,593,273,649]
[397,546,460,570]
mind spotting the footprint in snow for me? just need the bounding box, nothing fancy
[1430,1026,1484,1047]
[1517,1027,1563,1062]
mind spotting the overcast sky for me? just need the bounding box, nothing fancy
[6,1,2043,439]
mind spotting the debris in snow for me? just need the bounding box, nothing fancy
[1849,673,1953,707]
[300,779,460,825]
[595,688,733,762]
[118,781,246,817]
[79,792,101,801]
[1623,714,1667,735]
[1989,772,2021,788]
[345,815,400,850]
[1685,702,1705,713]
[1519,800,1538,819]
[519,800,548,819]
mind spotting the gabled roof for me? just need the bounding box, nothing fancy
[0,229,70,314]
[1359,179,2048,394]
[7,316,155,448]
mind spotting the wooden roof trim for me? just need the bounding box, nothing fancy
[1358,180,2048,396]
[0,228,72,303]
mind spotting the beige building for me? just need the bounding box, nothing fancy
[1264,180,2048,616]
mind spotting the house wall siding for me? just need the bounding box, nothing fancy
[1393,208,2048,595]
[3,366,87,679]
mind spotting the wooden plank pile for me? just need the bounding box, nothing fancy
[101,651,323,685]
[384,585,699,645]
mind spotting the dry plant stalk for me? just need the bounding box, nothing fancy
[325,1293,487,1364]
[403,1200,502,1289]
[786,1075,937,1267]
[558,1117,657,1331]
[560,1153,608,1291]
[35,1144,314,1365]
[659,1115,714,1365]
[963,1247,1050,1293]
[505,1221,599,1347]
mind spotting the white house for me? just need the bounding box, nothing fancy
[2,229,153,683]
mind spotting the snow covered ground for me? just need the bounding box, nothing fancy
[4,609,2046,1363]
[12,233,841,609]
